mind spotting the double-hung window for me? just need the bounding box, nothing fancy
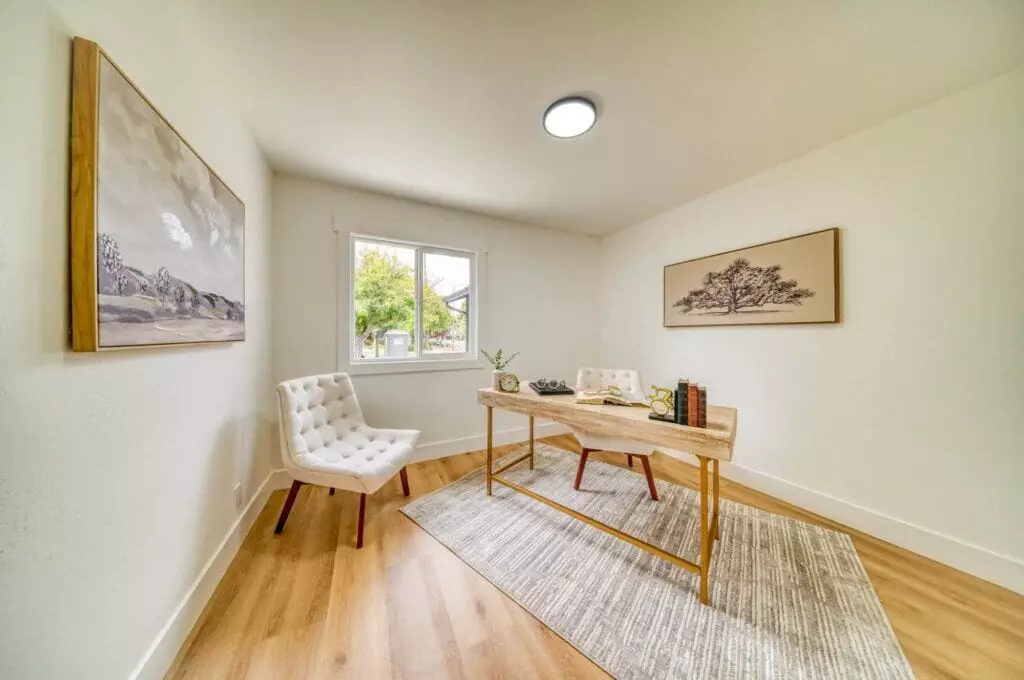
[350,234,476,365]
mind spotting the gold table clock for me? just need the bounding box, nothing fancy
[499,373,521,393]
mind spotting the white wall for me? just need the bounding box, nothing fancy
[272,175,600,458]
[1,10,1016,680]
[600,67,1024,593]
[0,1,275,678]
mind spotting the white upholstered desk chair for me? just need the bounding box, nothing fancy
[572,367,659,500]
[275,373,420,548]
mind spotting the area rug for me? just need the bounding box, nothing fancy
[401,444,913,680]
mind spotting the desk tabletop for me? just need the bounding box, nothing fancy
[478,387,737,462]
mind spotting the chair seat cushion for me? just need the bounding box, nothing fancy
[293,425,418,494]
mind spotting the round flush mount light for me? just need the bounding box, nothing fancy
[543,96,597,138]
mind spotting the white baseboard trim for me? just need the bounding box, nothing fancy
[412,421,571,462]
[267,468,293,490]
[657,448,1024,595]
[128,470,285,680]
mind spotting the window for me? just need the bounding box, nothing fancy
[350,235,476,365]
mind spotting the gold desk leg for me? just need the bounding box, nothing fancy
[699,456,710,604]
[528,415,535,470]
[486,406,493,496]
[713,458,720,541]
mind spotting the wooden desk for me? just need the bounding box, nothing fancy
[477,387,738,604]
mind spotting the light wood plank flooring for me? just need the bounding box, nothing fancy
[166,435,1024,679]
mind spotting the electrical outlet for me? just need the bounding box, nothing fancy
[233,482,243,511]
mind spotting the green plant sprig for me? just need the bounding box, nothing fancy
[481,348,519,371]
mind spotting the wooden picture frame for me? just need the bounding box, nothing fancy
[70,38,245,351]
[663,227,841,328]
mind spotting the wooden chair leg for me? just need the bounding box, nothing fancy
[639,456,659,501]
[627,454,634,468]
[356,493,367,549]
[275,481,303,534]
[329,487,335,496]
[400,467,410,497]
[574,448,590,490]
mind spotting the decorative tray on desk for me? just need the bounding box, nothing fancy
[528,379,575,396]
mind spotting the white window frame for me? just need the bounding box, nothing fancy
[348,233,482,375]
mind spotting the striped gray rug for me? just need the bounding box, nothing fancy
[401,444,913,680]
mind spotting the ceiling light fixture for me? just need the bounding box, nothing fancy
[543,96,597,138]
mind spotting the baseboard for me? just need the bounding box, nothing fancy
[128,471,285,680]
[267,468,293,491]
[657,448,1024,595]
[412,421,571,462]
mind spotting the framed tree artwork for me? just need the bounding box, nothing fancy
[663,227,840,328]
[69,38,245,351]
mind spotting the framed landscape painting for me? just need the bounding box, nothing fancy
[70,38,245,351]
[664,227,840,328]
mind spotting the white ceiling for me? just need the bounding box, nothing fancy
[189,0,1024,235]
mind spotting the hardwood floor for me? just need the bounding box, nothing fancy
[166,435,1024,679]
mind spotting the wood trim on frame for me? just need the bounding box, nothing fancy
[662,226,841,329]
[70,37,100,351]
[68,37,246,352]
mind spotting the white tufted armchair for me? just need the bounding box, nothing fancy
[275,373,420,547]
[572,368,659,500]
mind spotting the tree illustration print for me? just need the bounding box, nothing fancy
[674,258,814,315]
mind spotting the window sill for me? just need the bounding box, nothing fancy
[347,357,487,376]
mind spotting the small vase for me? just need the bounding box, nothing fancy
[491,370,507,389]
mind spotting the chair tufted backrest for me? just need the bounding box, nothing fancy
[276,373,365,464]
[576,368,645,401]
